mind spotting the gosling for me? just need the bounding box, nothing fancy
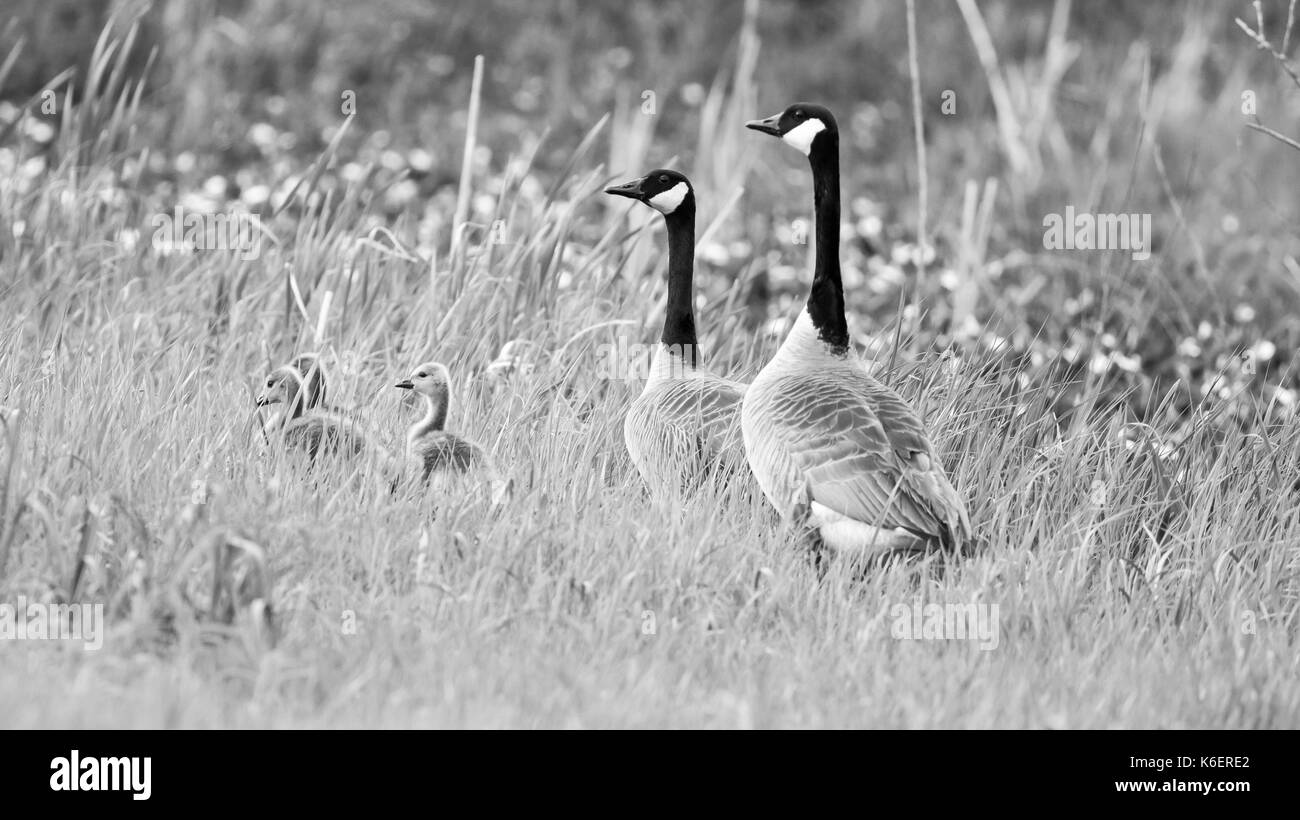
[396,362,492,475]
[256,358,376,462]
[396,361,508,503]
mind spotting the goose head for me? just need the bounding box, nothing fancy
[604,169,694,216]
[746,102,837,157]
[397,361,452,439]
[256,365,309,415]
[395,361,451,397]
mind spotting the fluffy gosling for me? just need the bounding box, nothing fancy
[256,358,375,461]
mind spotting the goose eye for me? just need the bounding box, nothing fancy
[658,175,668,183]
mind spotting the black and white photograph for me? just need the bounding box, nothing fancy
[0,0,1295,775]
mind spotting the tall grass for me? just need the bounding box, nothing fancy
[0,2,1298,727]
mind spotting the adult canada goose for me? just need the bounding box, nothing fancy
[743,103,971,556]
[396,361,507,503]
[256,358,375,461]
[604,169,747,490]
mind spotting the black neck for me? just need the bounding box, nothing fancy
[808,131,849,353]
[661,196,699,367]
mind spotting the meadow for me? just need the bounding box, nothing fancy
[1,0,1298,728]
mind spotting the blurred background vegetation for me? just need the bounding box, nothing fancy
[3,0,1300,428]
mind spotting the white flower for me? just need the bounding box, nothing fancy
[1113,352,1141,373]
[385,179,420,209]
[764,316,791,339]
[248,122,278,150]
[241,185,270,207]
[1251,340,1276,361]
[698,241,729,266]
[23,118,54,144]
[203,175,228,199]
[408,149,434,172]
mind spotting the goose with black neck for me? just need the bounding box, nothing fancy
[742,103,972,557]
[604,169,747,492]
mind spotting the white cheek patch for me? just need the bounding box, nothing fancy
[782,118,826,155]
[648,182,689,214]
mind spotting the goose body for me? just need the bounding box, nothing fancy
[622,349,746,490]
[605,169,746,490]
[743,104,971,556]
[257,357,316,433]
[256,357,379,462]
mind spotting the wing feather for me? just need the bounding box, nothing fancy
[746,367,969,548]
[625,374,745,488]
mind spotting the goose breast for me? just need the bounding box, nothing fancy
[412,431,488,480]
[624,374,746,487]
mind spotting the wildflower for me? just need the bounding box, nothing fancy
[1250,340,1276,362]
[1177,337,1201,358]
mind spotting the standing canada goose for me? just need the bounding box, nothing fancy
[743,103,971,556]
[396,361,504,495]
[256,358,375,461]
[604,169,747,490]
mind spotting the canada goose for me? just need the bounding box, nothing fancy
[395,361,500,487]
[255,358,374,461]
[253,352,332,431]
[485,339,539,386]
[743,103,971,556]
[604,169,747,491]
[288,352,329,411]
